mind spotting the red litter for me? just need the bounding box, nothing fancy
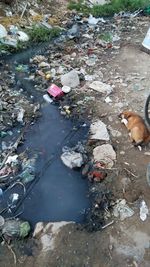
[47,84,64,99]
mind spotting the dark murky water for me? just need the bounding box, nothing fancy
[17,104,90,225]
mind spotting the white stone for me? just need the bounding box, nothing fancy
[61,70,80,88]
[17,108,25,123]
[109,127,122,137]
[90,120,109,141]
[62,86,71,93]
[33,222,44,238]
[105,96,112,103]
[34,221,72,252]
[93,144,116,168]
[89,81,112,95]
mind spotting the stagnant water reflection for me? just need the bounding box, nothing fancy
[16,104,90,225]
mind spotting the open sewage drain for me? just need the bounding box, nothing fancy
[0,33,114,232]
[0,42,91,226]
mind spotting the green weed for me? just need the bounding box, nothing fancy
[68,0,150,17]
[99,32,112,42]
[68,0,90,14]
[26,25,61,43]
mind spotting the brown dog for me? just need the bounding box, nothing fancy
[119,111,150,146]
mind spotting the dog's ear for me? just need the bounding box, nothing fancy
[121,111,133,119]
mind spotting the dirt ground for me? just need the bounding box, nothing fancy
[0,1,150,267]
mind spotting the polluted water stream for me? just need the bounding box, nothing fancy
[0,43,91,226]
[17,104,90,225]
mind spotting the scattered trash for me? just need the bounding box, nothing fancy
[0,4,149,249]
[140,200,148,221]
[85,186,113,231]
[38,61,50,68]
[101,220,114,229]
[61,70,80,88]
[88,170,107,182]
[113,199,134,221]
[43,94,53,103]
[1,36,17,47]
[0,24,7,39]
[88,14,101,25]
[0,166,12,177]
[85,55,98,66]
[61,105,71,116]
[114,10,142,18]
[0,188,3,198]
[17,31,29,42]
[93,144,116,168]
[61,149,84,169]
[146,163,150,186]
[16,64,28,72]
[0,24,29,47]
[67,24,80,39]
[5,155,18,165]
[47,84,64,99]
[90,120,110,141]
[2,219,30,239]
[17,108,25,123]
[19,157,36,184]
[0,216,5,229]
[88,0,108,5]
[142,27,150,52]
[89,81,113,95]
[8,193,19,209]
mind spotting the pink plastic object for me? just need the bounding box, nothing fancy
[47,84,64,98]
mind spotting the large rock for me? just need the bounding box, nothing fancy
[33,221,72,252]
[61,70,80,88]
[89,81,112,95]
[90,120,109,141]
[93,144,116,168]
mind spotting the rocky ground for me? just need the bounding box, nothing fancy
[0,1,150,267]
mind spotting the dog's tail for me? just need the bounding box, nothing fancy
[144,134,150,144]
[134,134,150,146]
